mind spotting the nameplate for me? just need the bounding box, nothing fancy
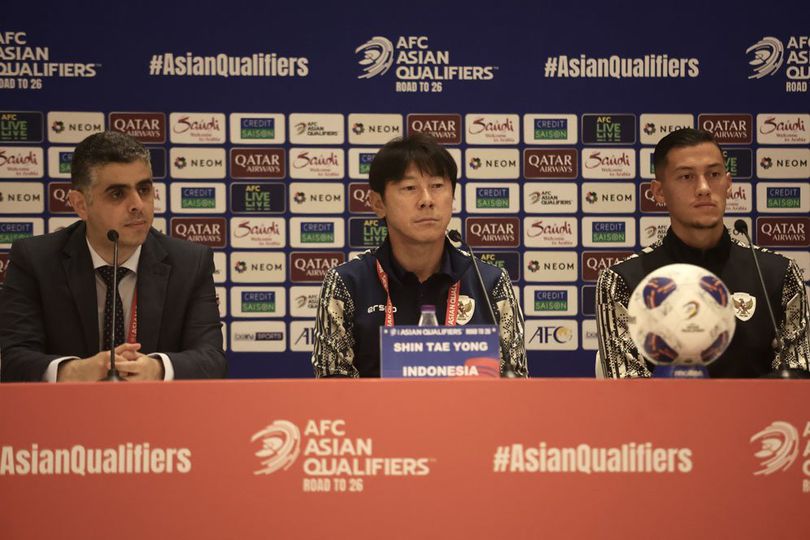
[380,325,500,379]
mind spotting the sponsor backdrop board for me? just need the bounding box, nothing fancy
[2,3,809,377]
[0,380,808,538]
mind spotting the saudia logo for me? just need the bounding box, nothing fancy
[292,151,339,169]
[0,150,39,166]
[172,115,220,134]
[584,151,631,169]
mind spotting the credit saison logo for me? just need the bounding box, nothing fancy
[241,291,276,314]
[583,218,635,248]
[757,183,809,214]
[230,148,285,179]
[229,113,286,145]
[465,114,519,145]
[349,217,387,248]
[355,35,496,94]
[0,147,43,178]
[406,114,461,144]
[534,290,569,312]
[523,114,578,145]
[290,252,345,282]
[169,113,226,144]
[746,35,810,93]
[591,221,625,243]
[348,113,403,145]
[524,149,577,179]
[180,187,216,209]
[697,114,752,144]
[766,186,801,209]
[170,217,226,248]
[0,112,43,143]
[230,183,285,214]
[346,149,377,179]
[757,114,810,144]
[300,222,334,243]
[476,186,509,209]
[638,114,693,145]
[289,148,343,179]
[46,112,104,143]
[109,112,166,143]
[581,114,636,144]
[0,220,36,244]
[581,149,634,179]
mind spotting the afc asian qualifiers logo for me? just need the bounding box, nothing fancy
[745,36,808,94]
[747,37,784,79]
[355,36,394,79]
[251,420,302,475]
[750,421,799,476]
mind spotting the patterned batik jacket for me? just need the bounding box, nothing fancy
[312,237,527,378]
[596,227,810,378]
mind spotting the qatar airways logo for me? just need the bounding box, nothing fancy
[231,149,285,179]
[109,112,166,143]
[698,114,752,144]
[407,114,461,144]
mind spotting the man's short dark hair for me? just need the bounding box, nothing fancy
[70,131,151,191]
[653,128,721,179]
[368,132,457,195]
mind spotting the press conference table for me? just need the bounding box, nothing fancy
[1,378,807,540]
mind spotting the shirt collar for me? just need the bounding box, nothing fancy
[376,236,456,285]
[86,239,141,274]
[663,226,731,266]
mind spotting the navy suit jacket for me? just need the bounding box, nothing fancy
[0,221,226,381]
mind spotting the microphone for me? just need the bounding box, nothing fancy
[102,229,125,382]
[733,220,809,379]
[447,230,515,378]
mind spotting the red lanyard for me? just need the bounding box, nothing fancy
[127,288,138,343]
[375,260,461,327]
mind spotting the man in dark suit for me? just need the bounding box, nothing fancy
[0,131,226,382]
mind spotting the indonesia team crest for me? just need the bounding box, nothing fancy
[732,292,756,321]
[456,295,475,325]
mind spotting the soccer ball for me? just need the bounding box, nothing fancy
[627,264,736,365]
